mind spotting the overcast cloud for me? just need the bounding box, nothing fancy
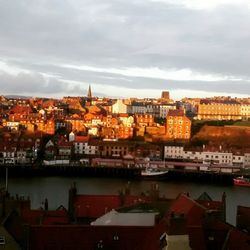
[0,0,249,100]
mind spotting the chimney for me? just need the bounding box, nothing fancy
[222,192,226,222]
[68,183,77,221]
[44,198,48,211]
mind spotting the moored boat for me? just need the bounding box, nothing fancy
[233,176,250,187]
[141,167,169,179]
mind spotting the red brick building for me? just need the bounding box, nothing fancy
[135,114,154,127]
[166,109,191,140]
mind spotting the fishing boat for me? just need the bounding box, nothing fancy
[233,176,250,187]
[141,167,169,179]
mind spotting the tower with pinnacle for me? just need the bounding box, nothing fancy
[87,85,92,100]
[86,84,92,106]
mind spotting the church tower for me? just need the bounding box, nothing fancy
[86,84,92,106]
[87,85,92,100]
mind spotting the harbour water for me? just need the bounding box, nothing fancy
[1,176,250,226]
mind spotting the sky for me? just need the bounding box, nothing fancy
[0,0,250,100]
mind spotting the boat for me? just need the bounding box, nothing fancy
[141,167,169,180]
[233,176,250,187]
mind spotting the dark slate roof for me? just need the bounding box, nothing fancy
[197,192,213,202]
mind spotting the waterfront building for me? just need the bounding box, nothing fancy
[164,144,185,160]
[232,153,244,167]
[73,136,97,157]
[16,141,36,164]
[164,144,250,167]
[57,141,73,160]
[0,143,17,164]
[244,153,250,168]
[202,151,233,165]
[183,149,203,163]
[44,140,56,160]
[91,140,133,158]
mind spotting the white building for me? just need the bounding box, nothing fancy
[88,126,99,136]
[119,115,134,127]
[244,153,250,167]
[112,99,128,114]
[202,151,232,165]
[74,136,97,156]
[69,131,75,142]
[128,103,147,114]
[5,121,20,131]
[145,104,160,117]
[183,150,203,162]
[232,154,244,167]
[164,145,184,160]
[160,104,176,118]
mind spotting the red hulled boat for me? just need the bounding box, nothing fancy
[233,176,250,187]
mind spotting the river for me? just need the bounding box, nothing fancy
[0,176,250,226]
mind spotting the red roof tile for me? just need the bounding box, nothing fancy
[73,194,148,218]
[21,209,70,225]
[74,136,89,143]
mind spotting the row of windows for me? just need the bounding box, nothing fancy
[75,150,95,154]
[205,155,231,159]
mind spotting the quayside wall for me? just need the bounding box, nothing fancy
[0,165,141,179]
[0,164,243,184]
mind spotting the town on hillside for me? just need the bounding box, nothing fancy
[1,89,250,249]
[0,87,250,169]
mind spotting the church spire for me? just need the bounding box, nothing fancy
[87,85,92,100]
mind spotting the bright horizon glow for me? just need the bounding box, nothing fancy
[150,0,250,10]
[61,64,243,82]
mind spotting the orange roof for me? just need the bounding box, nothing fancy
[9,105,33,114]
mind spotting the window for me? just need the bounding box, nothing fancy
[0,236,5,245]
